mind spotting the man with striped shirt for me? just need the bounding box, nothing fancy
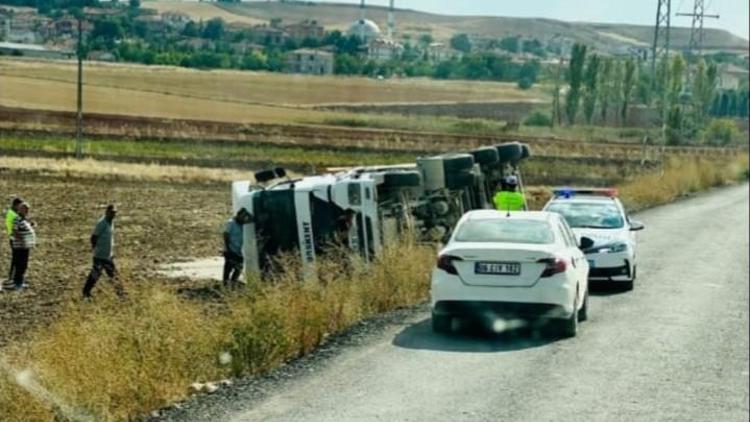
[10,202,35,290]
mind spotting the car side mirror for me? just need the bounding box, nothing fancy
[578,236,594,250]
[630,220,645,231]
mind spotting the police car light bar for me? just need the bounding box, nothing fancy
[552,187,619,199]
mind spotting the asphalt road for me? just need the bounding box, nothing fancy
[198,185,750,422]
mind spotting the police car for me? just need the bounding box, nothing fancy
[543,188,644,290]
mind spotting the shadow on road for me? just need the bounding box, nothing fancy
[392,318,559,353]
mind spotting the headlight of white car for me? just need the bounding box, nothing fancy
[587,242,628,254]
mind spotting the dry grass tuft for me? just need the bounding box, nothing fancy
[0,242,434,421]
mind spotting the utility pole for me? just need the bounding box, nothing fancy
[651,0,671,76]
[75,16,84,159]
[676,0,719,57]
[652,0,672,159]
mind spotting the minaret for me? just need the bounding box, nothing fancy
[387,0,395,39]
[359,0,366,40]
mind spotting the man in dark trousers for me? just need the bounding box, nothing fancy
[83,204,124,298]
[10,201,35,291]
[4,197,23,291]
[223,208,251,287]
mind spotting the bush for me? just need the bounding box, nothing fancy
[524,111,552,127]
[704,119,740,146]
[517,76,534,90]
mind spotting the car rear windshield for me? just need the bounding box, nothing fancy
[546,202,624,229]
[454,219,554,244]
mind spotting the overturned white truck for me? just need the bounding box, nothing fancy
[232,142,531,278]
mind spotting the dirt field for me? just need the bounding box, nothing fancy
[0,170,229,347]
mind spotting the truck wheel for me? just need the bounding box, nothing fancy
[496,143,523,163]
[445,171,475,190]
[441,154,475,172]
[470,147,500,166]
[521,143,532,160]
[383,171,422,188]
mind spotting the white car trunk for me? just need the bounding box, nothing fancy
[444,242,557,287]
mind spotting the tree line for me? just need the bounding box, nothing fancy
[555,43,749,145]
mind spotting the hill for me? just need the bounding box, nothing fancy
[143,1,748,52]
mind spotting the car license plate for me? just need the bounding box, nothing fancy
[588,260,596,269]
[475,262,521,275]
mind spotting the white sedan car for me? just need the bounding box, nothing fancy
[430,210,591,338]
[543,188,644,291]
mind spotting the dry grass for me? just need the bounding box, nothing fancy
[0,242,435,421]
[0,156,260,184]
[619,155,750,211]
[142,1,264,25]
[0,59,543,109]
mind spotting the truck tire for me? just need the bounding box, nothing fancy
[445,171,475,190]
[521,143,532,160]
[254,169,277,183]
[383,171,422,188]
[470,147,500,166]
[496,143,523,163]
[441,154,475,172]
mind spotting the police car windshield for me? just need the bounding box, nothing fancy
[547,202,624,229]
[454,219,554,244]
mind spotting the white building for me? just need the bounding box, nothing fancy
[368,38,403,61]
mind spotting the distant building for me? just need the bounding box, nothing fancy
[0,12,43,43]
[368,38,403,61]
[719,64,750,91]
[347,19,381,43]
[286,48,334,75]
[426,42,462,63]
[0,41,73,59]
[161,11,191,31]
[88,50,116,62]
[284,20,325,41]
[249,24,289,47]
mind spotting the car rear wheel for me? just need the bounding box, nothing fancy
[431,313,452,334]
[558,295,578,338]
[578,289,589,322]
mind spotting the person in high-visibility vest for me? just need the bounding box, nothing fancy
[493,175,526,212]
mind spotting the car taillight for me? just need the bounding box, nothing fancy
[538,257,567,278]
[437,255,463,275]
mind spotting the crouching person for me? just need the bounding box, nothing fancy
[83,204,125,299]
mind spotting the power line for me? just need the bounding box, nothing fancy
[676,0,719,56]
[652,0,671,73]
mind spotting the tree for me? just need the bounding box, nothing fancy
[620,58,637,124]
[128,0,139,11]
[598,58,613,123]
[202,18,225,40]
[450,33,472,53]
[419,34,434,46]
[498,37,519,53]
[692,60,718,126]
[582,54,600,124]
[182,21,199,37]
[668,55,686,107]
[564,43,587,125]
[666,105,683,145]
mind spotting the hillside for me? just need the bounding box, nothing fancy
[142,1,749,52]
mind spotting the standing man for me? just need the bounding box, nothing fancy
[223,208,250,287]
[10,202,35,291]
[4,197,23,291]
[83,204,124,298]
[493,175,527,212]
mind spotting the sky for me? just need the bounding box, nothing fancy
[328,0,749,40]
